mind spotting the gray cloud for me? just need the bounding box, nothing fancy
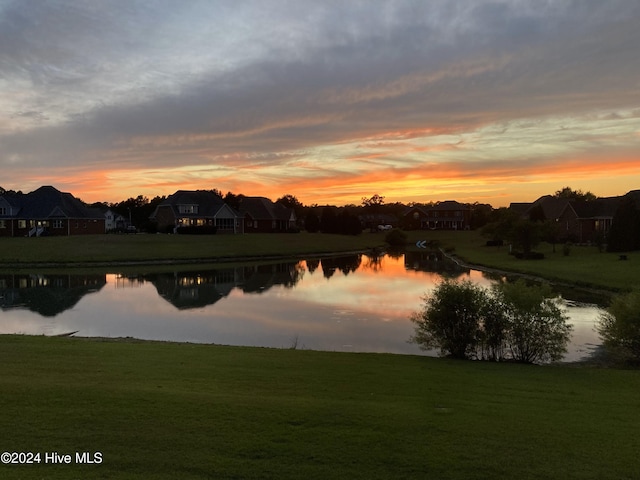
[1,0,640,198]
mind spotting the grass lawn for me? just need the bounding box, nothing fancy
[1,335,639,480]
[0,232,385,265]
[0,230,637,292]
[404,230,640,292]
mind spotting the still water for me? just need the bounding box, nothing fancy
[0,252,604,362]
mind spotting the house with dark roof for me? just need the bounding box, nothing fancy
[239,196,296,233]
[402,201,471,230]
[150,190,243,233]
[0,186,105,237]
[509,192,637,243]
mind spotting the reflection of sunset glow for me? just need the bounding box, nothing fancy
[0,255,604,360]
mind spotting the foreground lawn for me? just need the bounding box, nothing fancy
[1,335,639,480]
[405,230,639,292]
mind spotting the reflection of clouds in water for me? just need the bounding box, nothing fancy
[562,302,603,362]
[0,255,606,361]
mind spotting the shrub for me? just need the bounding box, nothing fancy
[410,279,488,360]
[495,281,572,363]
[385,229,407,247]
[597,290,640,364]
[411,279,572,363]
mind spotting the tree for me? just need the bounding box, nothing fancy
[410,279,487,359]
[223,192,242,210]
[496,280,572,363]
[597,289,640,363]
[607,197,640,252]
[337,210,362,235]
[554,187,597,202]
[361,194,385,209]
[304,211,320,233]
[508,218,542,256]
[277,194,304,221]
[411,279,572,363]
[320,207,338,233]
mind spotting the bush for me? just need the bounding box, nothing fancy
[411,279,572,363]
[385,229,407,247]
[597,290,640,364]
[410,279,485,359]
[495,281,572,363]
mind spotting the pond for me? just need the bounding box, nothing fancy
[0,252,605,362]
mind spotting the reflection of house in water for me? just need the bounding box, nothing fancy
[147,261,304,309]
[148,269,240,310]
[0,273,106,317]
[404,251,470,278]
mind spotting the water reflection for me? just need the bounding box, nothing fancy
[0,254,605,361]
[0,273,106,317]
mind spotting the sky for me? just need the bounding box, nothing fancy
[1,0,639,207]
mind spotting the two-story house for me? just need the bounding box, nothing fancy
[150,190,243,233]
[0,186,105,237]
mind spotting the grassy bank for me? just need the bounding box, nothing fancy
[0,232,384,266]
[404,230,639,292]
[1,230,637,291]
[1,335,639,480]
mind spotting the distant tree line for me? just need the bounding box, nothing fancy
[4,185,639,248]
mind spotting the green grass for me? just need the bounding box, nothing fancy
[0,232,385,265]
[404,230,640,292]
[1,230,637,291]
[1,335,639,479]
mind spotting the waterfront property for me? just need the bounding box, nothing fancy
[150,190,244,234]
[509,190,640,243]
[239,196,297,233]
[403,200,471,230]
[0,185,105,237]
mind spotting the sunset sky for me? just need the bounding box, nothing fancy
[1,1,639,207]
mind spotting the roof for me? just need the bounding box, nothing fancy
[510,192,640,220]
[0,186,103,220]
[431,200,470,211]
[154,190,231,218]
[239,196,294,221]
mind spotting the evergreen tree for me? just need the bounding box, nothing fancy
[608,198,640,252]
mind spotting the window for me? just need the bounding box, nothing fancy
[215,218,235,230]
[0,207,6,215]
[18,220,26,229]
[53,220,64,229]
[178,205,198,214]
[0,220,5,229]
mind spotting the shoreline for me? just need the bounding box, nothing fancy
[441,250,617,300]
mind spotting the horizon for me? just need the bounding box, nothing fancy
[2,183,636,210]
[2,2,640,207]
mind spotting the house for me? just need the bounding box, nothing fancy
[0,186,105,237]
[104,208,129,232]
[149,190,243,233]
[238,196,296,233]
[402,201,471,230]
[509,193,631,243]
